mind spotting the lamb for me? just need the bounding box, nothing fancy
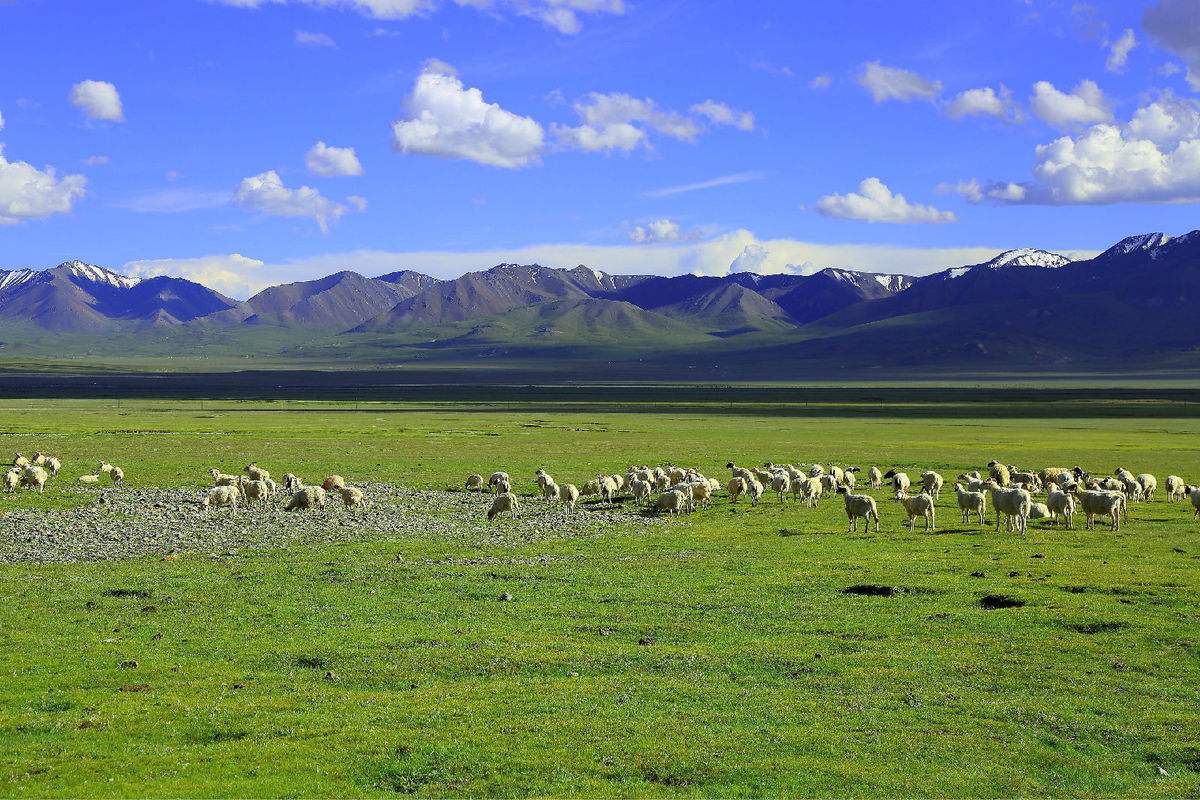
[286,485,326,511]
[1166,475,1186,502]
[283,473,303,494]
[631,479,652,504]
[651,488,689,516]
[1076,488,1124,531]
[837,487,880,533]
[558,483,580,514]
[340,486,365,514]
[986,480,1032,535]
[322,475,346,492]
[895,492,936,532]
[1136,473,1157,501]
[488,471,510,492]
[987,461,1011,487]
[202,485,239,512]
[867,467,883,489]
[726,477,747,504]
[4,467,19,493]
[920,471,944,501]
[244,463,270,483]
[78,472,101,485]
[1028,502,1052,521]
[487,491,519,522]
[953,483,986,525]
[238,478,270,506]
[747,477,764,506]
[771,472,791,503]
[464,473,485,492]
[1047,488,1075,528]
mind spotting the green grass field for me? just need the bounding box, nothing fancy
[3,399,1200,797]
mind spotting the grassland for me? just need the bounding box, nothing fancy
[2,399,1200,797]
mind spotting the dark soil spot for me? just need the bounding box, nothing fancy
[979,594,1025,610]
[294,655,329,670]
[843,584,899,597]
[1063,621,1128,635]
[196,728,249,744]
[119,684,150,692]
[103,588,151,599]
[970,571,985,578]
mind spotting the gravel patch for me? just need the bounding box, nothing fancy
[0,484,663,564]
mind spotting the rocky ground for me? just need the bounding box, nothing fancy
[0,484,664,564]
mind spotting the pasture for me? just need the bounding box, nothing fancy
[2,398,1200,797]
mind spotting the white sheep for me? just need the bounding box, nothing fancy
[867,466,883,489]
[986,481,1032,535]
[4,467,19,493]
[203,485,239,512]
[210,468,240,488]
[1187,486,1200,519]
[286,486,326,511]
[322,475,346,493]
[99,461,124,486]
[1076,488,1124,531]
[747,477,764,507]
[541,479,560,501]
[20,465,49,493]
[487,491,519,522]
[559,483,580,514]
[598,475,619,504]
[894,492,935,532]
[580,478,602,497]
[283,473,304,493]
[799,476,824,508]
[35,453,61,478]
[841,471,857,490]
[987,461,1011,487]
[238,478,270,506]
[495,477,512,495]
[885,470,911,495]
[488,471,510,493]
[688,480,714,509]
[465,474,485,492]
[631,479,652,504]
[1028,502,1052,521]
[1137,473,1157,501]
[808,464,825,477]
[651,488,689,516]
[920,470,944,500]
[1166,475,1186,502]
[245,463,270,483]
[726,476,747,504]
[1047,488,1075,528]
[771,472,791,503]
[837,487,879,533]
[78,473,101,485]
[340,486,365,514]
[12,453,29,469]
[953,483,986,525]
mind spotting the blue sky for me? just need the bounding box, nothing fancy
[3,0,1200,296]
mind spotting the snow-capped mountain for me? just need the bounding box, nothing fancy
[981,248,1072,270]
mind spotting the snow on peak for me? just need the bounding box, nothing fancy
[946,267,971,280]
[1103,232,1172,258]
[872,274,909,292]
[59,260,141,289]
[0,269,39,293]
[984,248,1071,269]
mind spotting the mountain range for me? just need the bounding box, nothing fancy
[2,230,1198,377]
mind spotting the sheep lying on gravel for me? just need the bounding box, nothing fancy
[1166,475,1185,502]
[322,475,346,493]
[986,480,1032,535]
[4,467,19,493]
[837,487,879,533]
[895,492,936,532]
[954,483,986,525]
[1076,488,1124,531]
[203,485,239,512]
[340,486,365,514]
[1047,487,1075,528]
[558,483,580,514]
[487,491,519,522]
[21,465,49,493]
[286,486,326,511]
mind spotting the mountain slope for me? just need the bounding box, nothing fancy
[228,271,414,329]
[375,270,440,299]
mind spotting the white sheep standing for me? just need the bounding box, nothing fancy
[747,477,764,507]
[1137,473,1157,501]
[4,467,19,493]
[12,453,30,469]
[953,483,986,525]
[203,485,239,512]
[340,486,365,514]
[541,479,560,501]
[1076,488,1125,531]
[238,478,270,506]
[837,487,879,533]
[35,453,62,478]
[885,470,911,495]
[487,491,519,522]
[986,480,1032,535]
[1186,486,1200,519]
[920,471,944,501]
[488,472,510,493]
[283,473,304,494]
[1047,487,1075,528]
[799,476,824,508]
[245,463,270,483]
[771,472,791,503]
[322,475,346,493]
[630,479,652,504]
[286,486,327,511]
[895,491,936,532]
[651,488,688,516]
[688,479,714,509]
[1165,475,1185,502]
[99,461,124,486]
[558,483,580,515]
[867,467,883,489]
[20,465,49,493]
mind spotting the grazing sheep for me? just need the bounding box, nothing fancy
[558,483,580,514]
[35,453,62,478]
[890,472,911,495]
[726,477,747,504]
[688,480,714,509]
[78,472,101,485]
[4,467,19,493]
[244,463,270,483]
[340,486,365,514]
[12,453,30,469]
[203,485,239,512]
[465,474,485,492]
[262,477,278,498]
[487,491,519,522]
[286,486,326,511]
[99,461,124,486]
[488,472,510,493]
[1166,475,1186,502]
[238,478,270,506]
[535,469,553,491]
[867,466,883,489]
[322,475,346,493]
[1076,488,1124,531]
[495,477,512,495]
[1137,473,1157,501]
[841,471,857,490]
[210,468,240,489]
[283,473,304,494]
[1039,467,1072,488]
[953,483,987,525]
[895,492,936,532]
[651,488,689,516]
[799,476,824,508]
[920,471,944,501]
[1047,488,1075,528]
[819,474,839,494]
[986,480,1032,535]
[20,465,49,493]
[771,472,791,503]
[541,479,560,501]
[631,479,652,504]
[1187,486,1200,519]
[747,477,764,507]
[837,487,880,533]
[987,461,1011,487]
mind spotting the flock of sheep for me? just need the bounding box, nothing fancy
[202,464,366,514]
[4,451,123,493]
[466,460,1200,533]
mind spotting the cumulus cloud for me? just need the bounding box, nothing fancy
[392,62,545,168]
[689,99,755,131]
[1143,0,1200,90]
[1030,79,1111,130]
[124,253,269,298]
[0,145,88,225]
[554,92,700,153]
[295,29,337,47]
[234,170,356,232]
[946,85,1019,121]
[815,177,956,224]
[1105,28,1136,73]
[935,179,983,203]
[70,80,125,122]
[857,62,941,103]
[628,218,681,243]
[987,182,1027,202]
[305,141,364,176]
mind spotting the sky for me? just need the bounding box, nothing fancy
[3,0,1200,297]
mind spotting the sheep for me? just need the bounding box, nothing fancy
[1137,473,1157,501]
[210,468,240,489]
[958,470,981,482]
[488,471,510,493]
[238,478,270,506]
[651,488,689,516]
[630,478,652,504]
[1187,486,1200,519]
[78,472,101,485]
[340,486,365,514]
[1076,488,1124,531]
[36,453,62,478]
[465,474,485,492]
[986,480,1032,535]
[610,474,627,493]
[1028,502,1052,522]
[799,476,824,508]
[920,471,944,501]
[244,463,270,483]
[535,468,553,492]
[598,475,619,504]
[771,472,791,503]
[809,464,826,477]
[322,475,346,493]
[286,486,326,511]
[726,476,747,504]
[895,492,936,532]
[1039,467,1072,488]
[1166,475,1186,502]
[688,479,714,509]
[4,467,19,493]
[19,465,49,493]
[890,472,911,495]
[283,473,304,494]
[747,477,764,507]
[819,474,839,494]
[1009,468,1039,490]
[987,461,1011,487]
[828,466,845,485]
[99,461,124,486]
[12,453,29,469]
[1047,488,1075,528]
[837,487,879,533]
[203,485,239,512]
[841,471,857,491]
[580,478,602,497]
[953,483,986,525]
[1113,468,1143,501]
[495,477,512,495]
[867,467,883,489]
[487,491,519,522]
[541,479,560,501]
[558,483,580,514]
[262,477,278,498]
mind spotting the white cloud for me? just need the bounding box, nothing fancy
[391,61,545,168]
[1105,28,1136,73]
[987,182,1027,202]
[554,92,700,152]
[82,155,111,166]
[644,171,765,198]
[305,141,364,176]
[0,145,88,225]
[1030,79,1111,130]
[857,62,941,103]
[1160,62,1183,77]
[935,179,983,203]
[346,194,369,211]
[1143,0,1200,90]
[815,177,956,224]
[234,170,353,232]
[69,80,125,122]
[553,120,643,152]
[295,29,337,47]
[946,85,1018,121]
[809,74,832,90]
[124,253,268,298]
[629,218,681,243]
[689,99,755,131]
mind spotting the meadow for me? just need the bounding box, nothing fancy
[2,398,1200,797]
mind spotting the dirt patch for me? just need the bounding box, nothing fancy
[978,594,1025,610]
[843,584,900,597]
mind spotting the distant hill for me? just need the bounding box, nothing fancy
[226,270,423,330]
